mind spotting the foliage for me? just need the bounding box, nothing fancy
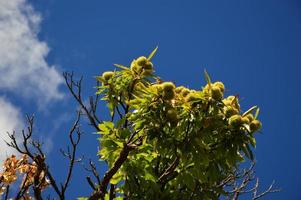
[0,155,49,199]
[0,48,279,200]
[94,48,262,199]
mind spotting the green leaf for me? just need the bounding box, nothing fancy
[246,144,254,160]
[100,139,117,151]
[249,136,256,148]
[147,46,158,60]
[104,121,115,129]
[104,194,110,200]
[114,140,124,148]
[98,124,109,135]
[116,117,126,128]
[110,171,123,184]
[225,149,238,167]
[92,51,264,199]
[144,172,156,182]
[96,87,106,95]
[77,197,88,200]
[204,69,212,86]
[107,102,115,117]
[242,144,254,160]
[242,106,258,117]
[237,152,245,162]
[96,75,104,82]
[119,128,131,139]
[98,121,114,135]
[255,107,260,119]
[114,64,129,70]
[182,173,194,189]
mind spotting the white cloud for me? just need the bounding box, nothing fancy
[0,0,64,165]
[0,97,23,164]
[0,0,64,104]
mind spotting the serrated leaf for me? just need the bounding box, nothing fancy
[242,106,258,117]
[144,172,156,182]
[116,117,126,128]
[183,173,194,189]
[147,46,158,60]
[204,69,212,87]
[241,144,250,159]
[246,144,254,160]
[249,136,256,148]
[119,128,131,139]
[98,124,108,134]
[96,88,106,95]
[114,140,124,148]
[237,151,245,162]
[98,121,114,135]
[110,171,123,184]
[255,107,260,119]
[114,64,129,70]
[96,75,104,82]
[104,121,115,129]
[107,102,115,117]
[242,144,254,160]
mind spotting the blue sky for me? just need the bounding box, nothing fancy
[0,0,300,199]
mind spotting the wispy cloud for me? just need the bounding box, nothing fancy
[0,0,64,104]
[0,97,23,163]
[0,0,64,163]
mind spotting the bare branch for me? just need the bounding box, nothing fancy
[63,72,101,132]
[217,162,280,200]
[61,111,82,196]
[85,160,102,186]
[253,180,280,200]
[86,176,96,190]
[4,112,83,200]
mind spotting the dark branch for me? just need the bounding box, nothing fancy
[61,111,82,196]
[63,72,101,132]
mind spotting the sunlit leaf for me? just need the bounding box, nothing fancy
[242,106,257,117]
[255,107,260,119]
[91,50,263,199]
[204,69,212,87]
[114,64,129,70]
[147,46,158,60]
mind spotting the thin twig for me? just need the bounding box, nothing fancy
[61,111,82,196]
[63,72,101,131]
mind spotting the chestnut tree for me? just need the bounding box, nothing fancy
[0,48,279,200]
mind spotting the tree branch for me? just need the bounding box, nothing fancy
[61,111,82,196]
[63,72,101,132]
[89,143,137,200]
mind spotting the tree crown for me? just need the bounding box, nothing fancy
[95,48,261,199]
